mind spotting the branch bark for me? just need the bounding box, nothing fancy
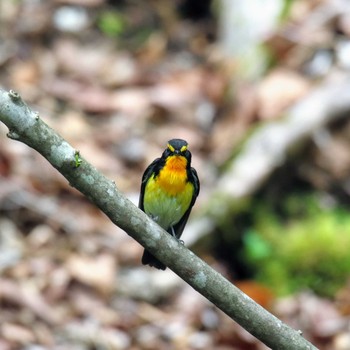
[0,89,318,350]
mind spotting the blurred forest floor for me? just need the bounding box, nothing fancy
[1,0,350,349]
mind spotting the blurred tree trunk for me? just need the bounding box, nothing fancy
[218,0,283,80]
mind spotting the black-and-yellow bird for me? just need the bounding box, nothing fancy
[139,139,200,270]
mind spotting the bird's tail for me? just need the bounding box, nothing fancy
[141,250,166,270]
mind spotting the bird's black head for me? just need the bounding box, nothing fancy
[162,138,191,162]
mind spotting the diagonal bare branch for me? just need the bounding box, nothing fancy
[0,89,318,350]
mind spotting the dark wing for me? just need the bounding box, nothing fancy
[190,166,200,205]
[172,166,200,239]
[138,158,160,211]
[139,157,167,270]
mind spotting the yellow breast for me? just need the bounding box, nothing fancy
[143,155,193,229]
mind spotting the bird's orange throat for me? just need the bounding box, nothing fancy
[157,155,188,195]
[165,155,188,172]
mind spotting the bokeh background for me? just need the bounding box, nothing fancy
[1,0,350,349]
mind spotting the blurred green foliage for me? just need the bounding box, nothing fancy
[97,11,127,37]
[280,0,294,20]
[244,193,350,297]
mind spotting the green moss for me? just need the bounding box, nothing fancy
[244,194,350,297]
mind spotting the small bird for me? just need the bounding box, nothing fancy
[139,139,200,270]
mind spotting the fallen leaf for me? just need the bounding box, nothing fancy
[67,254,116,294]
